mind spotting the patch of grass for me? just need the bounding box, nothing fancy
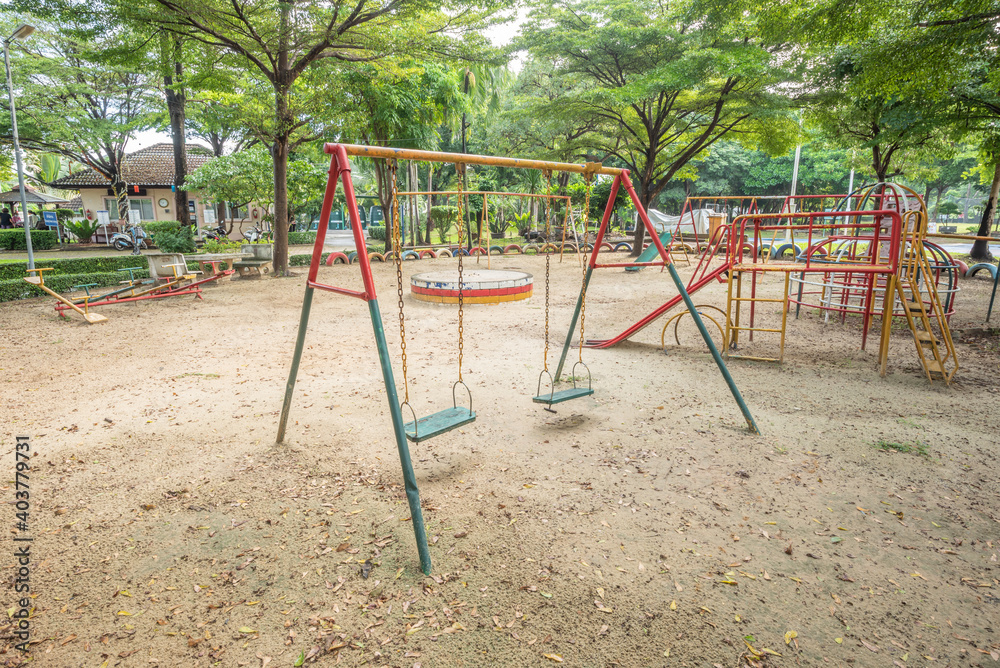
[873,439,930,458]
[896,417,925,430]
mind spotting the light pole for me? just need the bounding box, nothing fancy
[4,24,37,270]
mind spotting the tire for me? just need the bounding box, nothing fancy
[967,263,998,280]
[113,239,130,251]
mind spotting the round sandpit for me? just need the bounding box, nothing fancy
[410,269,533,304]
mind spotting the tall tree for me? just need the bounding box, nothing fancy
[0,15,159,223]
[518,0,796,254]
[128,0,501,274]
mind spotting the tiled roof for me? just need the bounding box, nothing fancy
[51,143,215,189]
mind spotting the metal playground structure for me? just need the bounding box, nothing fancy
[590,183,959,385]
[276,143,760,574]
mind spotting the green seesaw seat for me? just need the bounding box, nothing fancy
[402,381,476,443]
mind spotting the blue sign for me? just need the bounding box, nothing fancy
[42,211,58,227]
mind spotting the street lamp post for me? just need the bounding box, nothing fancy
[3,24,37,270]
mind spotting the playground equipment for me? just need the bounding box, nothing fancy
[534,169,595,410]
[590,185,960,384]
[24,268,108,324]
[392,189,586,269]
[389,161,477,443]
[410,269,533,304]
[277,143,759,575]
[51,254,233,319]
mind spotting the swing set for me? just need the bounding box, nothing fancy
[276,143,758,574]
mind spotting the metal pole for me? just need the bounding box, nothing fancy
[369,299,432,574]
[667,263,760,434]
[4,39,34,270]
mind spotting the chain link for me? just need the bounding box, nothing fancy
[389,160,409,402]
[579,172,593,362]
[456,164,465,382]
[542,171,553,370]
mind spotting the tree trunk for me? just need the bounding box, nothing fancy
[629,178,649,257]
[970,160,1000,261]
[270,4,291,275]
[110,169,130,225]
[163,35,189,227]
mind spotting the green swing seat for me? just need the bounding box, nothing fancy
[402,381,476,443]
[533,362,594,408]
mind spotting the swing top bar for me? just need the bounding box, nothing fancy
[327,143,620,177]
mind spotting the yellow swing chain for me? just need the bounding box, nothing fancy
[390,160,409,403]
[578,173,593,362]
[542,170,553,371]
[456,163,466,382]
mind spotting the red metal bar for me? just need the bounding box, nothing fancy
[586,262,730,348]
[54,287,203,314]
[586,173,623,268]
[308,145,379,302]
[307,153,342,285]
[307,280,367,300]
[619,172,673,267]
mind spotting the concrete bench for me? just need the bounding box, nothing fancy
[234,259,272,278]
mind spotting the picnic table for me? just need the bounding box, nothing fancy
[191,253,243,278]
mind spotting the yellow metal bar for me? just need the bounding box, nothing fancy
[779,273,789,362]
[332,144,623,176]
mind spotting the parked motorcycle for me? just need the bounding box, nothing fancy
[201,224,228,242]
[242,226,268,243]
[111,224,149,255]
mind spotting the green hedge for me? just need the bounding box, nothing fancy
[0,256,156,282]
[0,270,151,303]
[0,230,58,251]
[288,231,317,245]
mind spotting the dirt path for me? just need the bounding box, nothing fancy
[1,253,999,667]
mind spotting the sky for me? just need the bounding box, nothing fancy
[131,13,526,151]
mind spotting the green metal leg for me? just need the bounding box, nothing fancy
[554,266,594,382]
[368,299,433,575]
[988,258,1000,322]
[667,264,760,435]
[277,286,315,444]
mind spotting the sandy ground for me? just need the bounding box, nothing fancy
[1,251,999,668]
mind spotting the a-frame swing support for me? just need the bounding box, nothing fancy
[277,144,759,577]
[552,170,759,435]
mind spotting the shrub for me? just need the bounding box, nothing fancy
[55,208,76,224]
[288,231,317,245]
[154,225,196,254]
[0,269,151,302]
[488,216,511,238]
[430,206,457,244]
[0,255,158,282]
[367,225,387,241]
[64,219,101,243]
[202,238,243,254]
[144,220,183,236]
[0,229,58,251]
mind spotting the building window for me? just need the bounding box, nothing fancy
[104,198,155,221]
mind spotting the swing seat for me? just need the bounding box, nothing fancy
[533,363,594,408]
[532,386,594,405]
[404,407,477,443]
[402,381,476,443]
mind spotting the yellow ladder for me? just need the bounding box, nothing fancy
[893,211,958,384]
[724,269,790,362]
